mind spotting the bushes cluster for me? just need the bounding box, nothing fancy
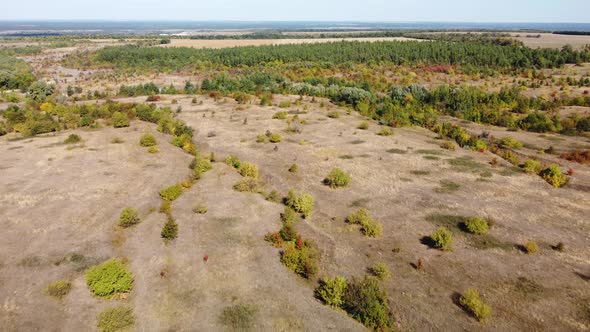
[498,136,523,149]
[159,184,183,201]
[342,276,394,330]
[85,259,133,298]
[460,289,491,323]
[218,304,258,331]
[112,112,130,128]
[462,217,489,235]
[225,154,241,169]
[539,164,568,188]
[346,209,383,238]
[191,154,212,180]
[324,168,351,188]
[280,241,319,279]
[285,190,314,218]
[316,276,348,307]
[97,306,135,332]
[560,150,590,164]
[139,133,157,147]
[430,227,453,251]
[118,207,140,228]
[522,159,542,174]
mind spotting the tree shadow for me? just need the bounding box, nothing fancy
[420,236,435,248]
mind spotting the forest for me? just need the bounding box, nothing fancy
[0,54,36,90]
[69,40,590,74]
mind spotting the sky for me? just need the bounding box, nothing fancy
[1,0,589,22]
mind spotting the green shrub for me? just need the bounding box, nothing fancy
[278,100,292,108]
[522,159,542,174]
[97,306,135,332]
[460,289,491,323]
[377,127,394,136]
[193,205,208,214]
[225,154,241,168]
[358,121,369,130]
[268,133,282,143]
[159,184,183,201]
[430,227,453,251]
[347,209,382,238]
[191,155,212,180]
[85,259,133,298]
[238,162,259,178]
[272,111,288,119]
[218,304,258,331]
[139,133,157,147]
[45,280,72,299]
[288,164,298,173]
[161,217,178,241]
[440,140,456,151]
[324,168,351,188]
[342,276,393,330]
[524,240,539,254]
[501,150,519,165]
[285,190,314,218]
[256,134,268,143]
[147,146,158,154]
[112,112,130,128]
[233,177,264,193]
[118,207,139,228]
[280,243,318,279]
[370,263,391,280]
[280,206,298,225]
[316,276,348,307]
[64,134,81,144]
[540,164,567,188]
[463,217,489,235]
[327,110,340,118]
[279,224,298,242]
[499,136,523,149]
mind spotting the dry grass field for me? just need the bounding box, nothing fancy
[508,32,590,50]
[1,92,589,331]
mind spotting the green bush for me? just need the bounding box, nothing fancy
[272,111,288,119]
[45,280,72,299]
[316,276,348,307]
[279,224,298,242]
[347,209,382,238]
[256,134,268,143]
[268,133,282,143]
[97,306,135,332]
[139,133,157,147]
[191,155,212,180]
[324,168,351,188]
[118,207,140,228]
[370,263,391,280]
[161,217,178,241]
[539,164,567,188]
[285,190,314,218]
[280,243,318,279]
[522,159,542,174]
[280,206,298,225]
[524,240,539,254]
[85,259,133,298]
[218,304,258,330]
[278,100,292,108]
[377,127,394,136]
[463,217,489,235]
[238,162,259,178]
[148,146,158,154]
[460,288,491,323]
[288,164,298,173]
[430,227,453,251]
[357,121,369,130]
[159,184,183,201]
[112,112,130,128]
[64,134,81,144]
[342,276,393,331]
[499,136,523,149]
[233,177,264,193]
[327,110,341,118]
[225,154,241,168]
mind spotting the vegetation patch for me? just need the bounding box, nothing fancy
[346,208,383,238]
[238,162,259,178]
[139,133,157,147]
[377,127,394,136]
[435,180,460,193]
[63,134,82,144]
[118,207,140,228]
[218,304,258,331]
[161,217,178,242]
[369,263,391,280]
[97,306,135,332]
[285,190,314,218]
[462,217,489,235]
[429,227,453,251]
[386,148,407,154]
[447,156,485,173]
[233,177,264,193]
[159,184,183,201]
[539,164,568,188]
[85,259,133,298]
[315,276,348,308]
[45,280,72,300]
[459,288,491,323]
[342,276,393,331]
[324,168,351,188]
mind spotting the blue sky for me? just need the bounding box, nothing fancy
[1,0,589,22]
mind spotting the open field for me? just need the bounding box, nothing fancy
[162,37,423,49]
[508,32,590,50]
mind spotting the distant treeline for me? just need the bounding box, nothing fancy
[185,31,406,40]
[69,40,590,74]
[553,31,590,36]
